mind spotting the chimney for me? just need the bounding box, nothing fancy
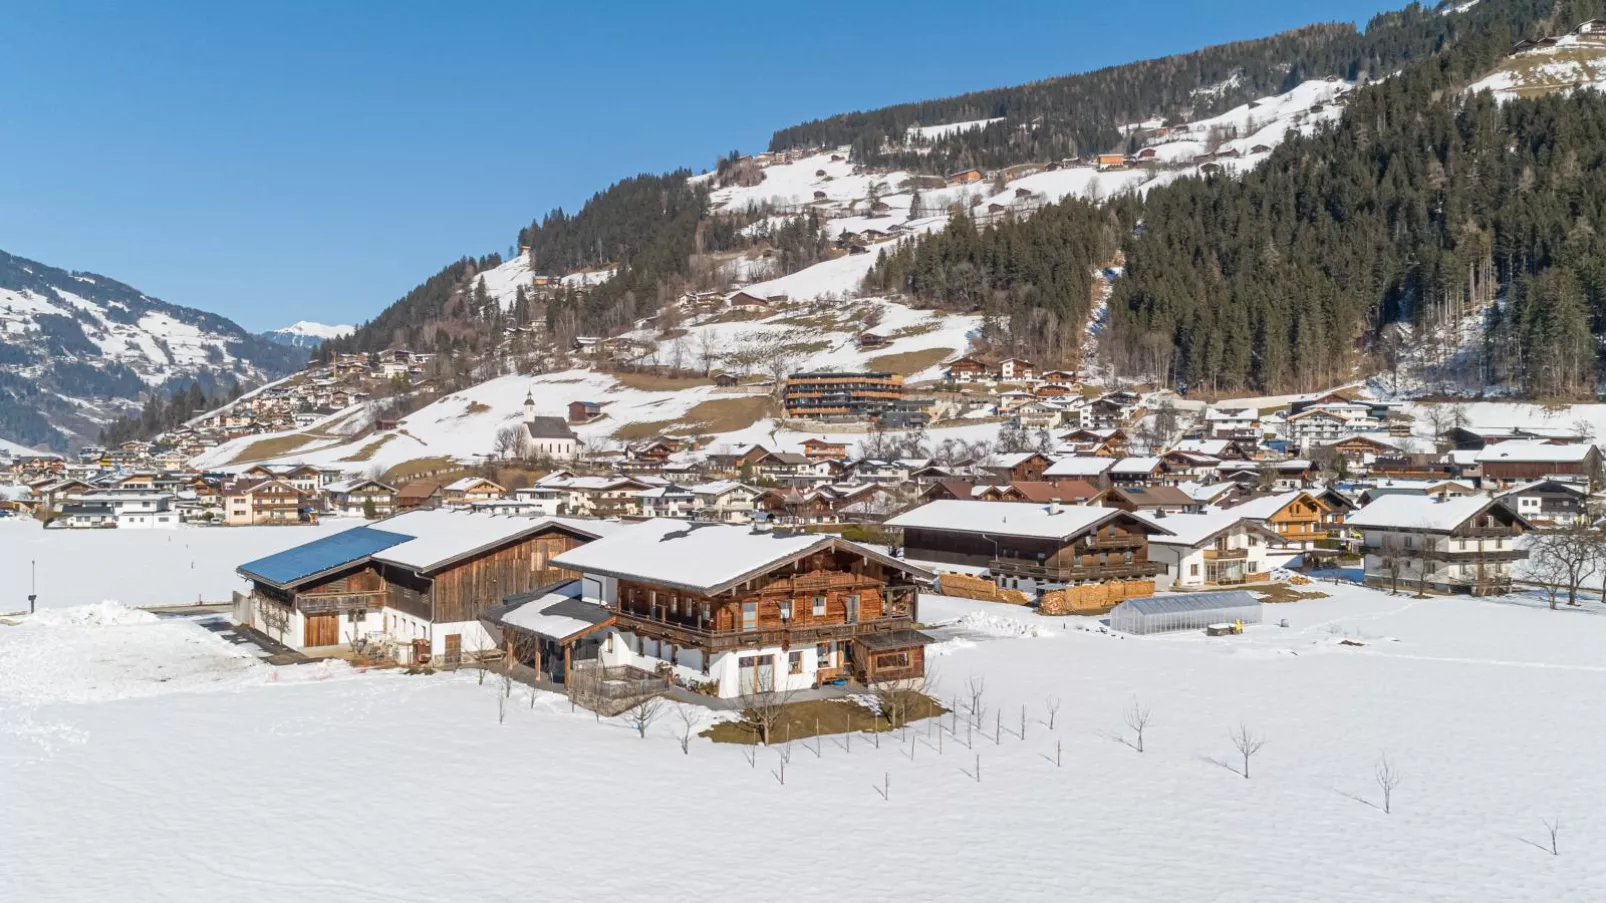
[1048,498,1062,515]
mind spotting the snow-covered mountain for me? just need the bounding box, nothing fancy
[260,320,355,349]
[0,249,309,452]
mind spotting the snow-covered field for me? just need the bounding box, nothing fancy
[0,519,353,611]
[4,582,1604,901]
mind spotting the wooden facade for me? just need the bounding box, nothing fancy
[245,523,597,649]
[610,545,927,686]
[901,514,1165,584]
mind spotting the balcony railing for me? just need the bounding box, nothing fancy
[1204,547,1248,560]
[613,608,915,651]
[988,559,1163,582]
[1084,533,1145,550]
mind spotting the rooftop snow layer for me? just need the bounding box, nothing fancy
[886,500,1166,540]
[1345,494,1506,532]
[550,519,924,594]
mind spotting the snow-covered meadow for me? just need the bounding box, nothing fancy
[4,582,1604,901]
[0,519,353,611]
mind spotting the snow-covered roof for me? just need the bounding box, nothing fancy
[444,477,500,492]
[551,519,927,594]
[1044,457,1115,477]
[370,510,624,572]
[1345,494,1514,532]
[886,500,1170,540]
[1171,439,1233,456]
[1110,456,1162,474]
[1140,512,1273,547]
[494,579,612,641]
[991,452,1046,467]
[1224,490,1305,521]
[1473,440,1597,464]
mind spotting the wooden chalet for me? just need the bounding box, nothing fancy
[237,511,614,660]
[888,500,1171,591]
[1224,489,1354,550]
[395,480,442,511]
[550,521,935,698]
[1349,495,1531,596]
[801,438,850,461]
[984,452,1052,482]
[945,356,988,382]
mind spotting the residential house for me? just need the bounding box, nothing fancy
[1496,479,1590,525]
[1145,513,1281,591]
[998,358,1035,382]
[888,500,1171,597]
[223,477,317,526]
[947,168,984,185]
[801,438,850,461]
[1102,485,1199,516]
[237,511,618,658]
[1107,456,1164,486]
[689,480,763,523]
[1347,495,1531,595]
[1204,407,1261,441]
[1044,455,1116,489]
[945,356,988,383]
[324,478,396,519]
[443,477,506,509]
[726,290,772,308]
[1474,440,1602,489]
[551,520,935,697]
[984,452,1053,483]
[1224,489,1353,550]
[395,480,443,511]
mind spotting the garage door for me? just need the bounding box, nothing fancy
[304,612,339,647]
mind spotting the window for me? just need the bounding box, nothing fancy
[779,600,792,620]
[813,595,826,616]
[1247,561,1258,573]
[817,642,831,667]
[788,651,804,674]
[1189,564,1199,576]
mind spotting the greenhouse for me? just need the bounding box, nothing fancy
[1108,590,1262,635]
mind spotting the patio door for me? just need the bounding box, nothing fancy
[739,654,774,695]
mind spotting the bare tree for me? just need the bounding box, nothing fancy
[1124,699,1152,753]
[1375,752,1402,814]
[675,705,700,755]
[1379,533,1408,594]
[966,674,988,728]
[1045,695,1062,730]
[1526,533,1571,610]
[759,340,802,401]
[1542,816,1561,856]
[1230,722,1266,779]
[1532,524,1604,607]
[740,664,796,745]
[697,330,721,377]
[492,424,529,460]
[623,695,667,739]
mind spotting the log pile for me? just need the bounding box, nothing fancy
[1038,580,1156,616]
[934,573,1030,605]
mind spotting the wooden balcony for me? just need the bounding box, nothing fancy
[1083,533,1145,550]
[1204,547,1247,560]
[988,559,1163,582]
[613,608,915,651]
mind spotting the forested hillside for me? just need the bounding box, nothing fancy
[868,0,1606,397]
[768,1,1555,174]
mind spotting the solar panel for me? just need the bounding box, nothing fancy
[238,526,414,587]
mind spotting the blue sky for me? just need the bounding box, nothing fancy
[1,0,1399,332]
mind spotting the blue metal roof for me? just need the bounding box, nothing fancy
[238,525,414,587]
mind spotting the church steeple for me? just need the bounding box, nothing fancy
[523,387,535,424]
